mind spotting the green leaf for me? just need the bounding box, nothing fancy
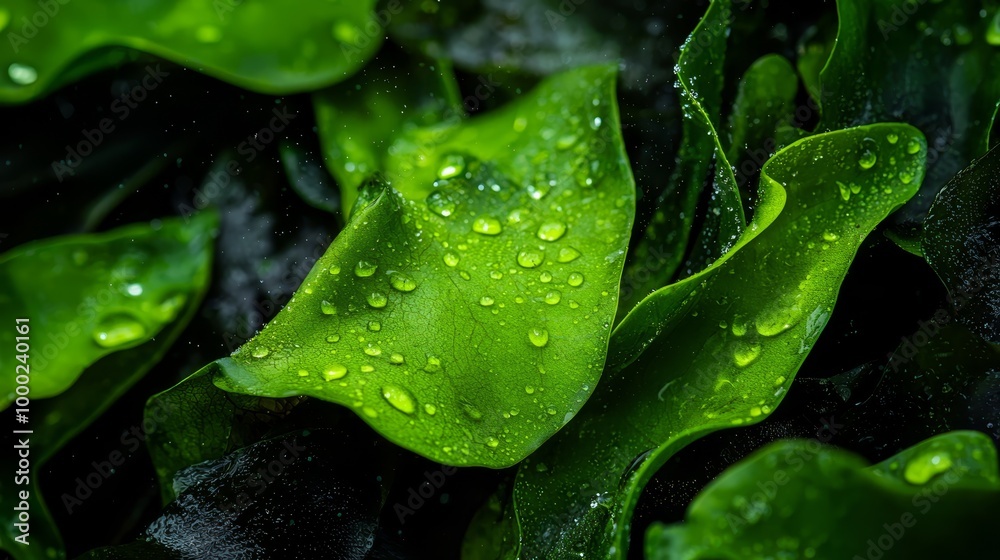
[619,0,741,315]
[923,143,1000,343]
[645,431,1000,559]
[154,64,635,469]
[499,123,926,559]
[0,213,217,406]
[0,0,380,103]
[313,48,461,214]
[0,214,216,560]
[818,0,1000,224]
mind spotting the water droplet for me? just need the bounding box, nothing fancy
[733,342,762,367]
[567,272,584,287]
[525,385,536,394]
[462,402,483,421]
[731,320,748,337]
[426,191,457,217]
[887,133,899,144]
[490,270,503,280]
[321,300,337,315]
[858,149,877,170]
[537,221,567,242]
[424,356,442,372]
[437,154,466,179]
[557,247,581,263]
[329,265,341,275]
[544,290,562,305]
[389,353,405,365]
[517,250,544,268]
[486,437,500,448]
[837,181,852,201]
[355,260,377,277]
[424,403,437,415]
[368,321,381,332]
[389,272,417,292]
[528,327,549,347]
[298,369,310,377]
[92,314,147,348]
[556,135,578,150]
[382,385,417,414]
[332,21,362,43]
[539,271,553,283]
[251,347,270,358]
[822,231,839,242]
[527,183,550,200]
[124,283,143,296]
[326,334,341,343]
[898,171,914,184]
[362,406,378,418]
[756,306,800,337]
[367,292,388,308]
[443,251,460,267]
[8,63,37,86]
[361,364,375,373]
[364,343,382,357]
[480,296,495,307]
[513,116,528,132]
[904,452,953,484]
[906,138,922,155]
[472,216,502,235]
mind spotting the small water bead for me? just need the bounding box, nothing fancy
[364,343,382,357]
[526,183,550,200]
[480,296,495,307]
[556,135,578,150]
[887,133,899,144]
[424,403,437,415]
[557,247,581,263]
[326,334,341,343]
[437,154,466,179]
[382,385,417,414]
[517,250,544,268]
[528,327,549,347]
[368,321,381,332]
[362,406,378,418]
[92,314,147,348]
[297,369,310,377]
[568,300,580,309]
[367,292,388,308]
[544,291,562,305]
[361,365,375,373]
[858,137,878,170]
[733,342,762,367]
[462,402,484,421]
[899,171,914,184]
[389,353,405,364]
[459,271,471,280]
[389,272,417,292]
[443,251,460,267]
[8,63,38,86]
[904,452,953,484]
[304,287,314,295]
[906,138,922,155]
[355,260,377,277]
[424,356,442,372]
[539,271,553,283]
[537,221,567,241]
[525,385,536,394]
[329,265,341,275]
[426,191,457,217]
[486,437,501,448]
[321,300,337,315]
[591,116,602,129]
[822,231,839,242]
[490,270,503,280]
[567,272,584,287]
[251,347,270,358]
[472,216,503,235]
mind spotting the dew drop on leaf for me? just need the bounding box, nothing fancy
[472,216,503,235]
[320,300,337,315]
[92,314,147,348]
[517,250,544,268]
[355,260,377,277]
[567,272,584,287]
[382,384,417,414]
[528,327,549,347]
[367,292,388,308]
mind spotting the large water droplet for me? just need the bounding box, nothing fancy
[537,221,567,242]
[92,314,147,348]
[321,300,337,315]
[528,327,549,347]
[8,63,37,86]
[424,356,442,373]
[389,353,405,365]
[733,342,762,367]
[903,452,953,484]
[355,260,377,277]
[367,292,388,308]
[486,437,500,448]
[437,154,466,179]
[389,272,417,292]
[755,305,800,337]
[544,290,562,305]
[364,343,382,357]
[382,384,417,414]
[479,296,495,307]
[472,216,503,235]
[251,347,270,358]
[567,272,584,287]
[906,138,922,155]
[557,247,582,263]
[424,403,437,415]
[443,251,460,267]
[517,250,543,268]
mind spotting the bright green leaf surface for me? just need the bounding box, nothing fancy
[0,0,380,103]
[923,143,1000,343]
[500,123,927,559]
[0,214,215,560]
[157,65,634,469]
[619,0,741,316]
[314,49,462,214]
[0,213,217,406]
[646,431,1000,559]
[819,0,1000,224]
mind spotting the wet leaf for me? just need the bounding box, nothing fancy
[153,64,635,469]
[0,0,380,103]
[498,122,927,559]
[646,431,1000,559]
